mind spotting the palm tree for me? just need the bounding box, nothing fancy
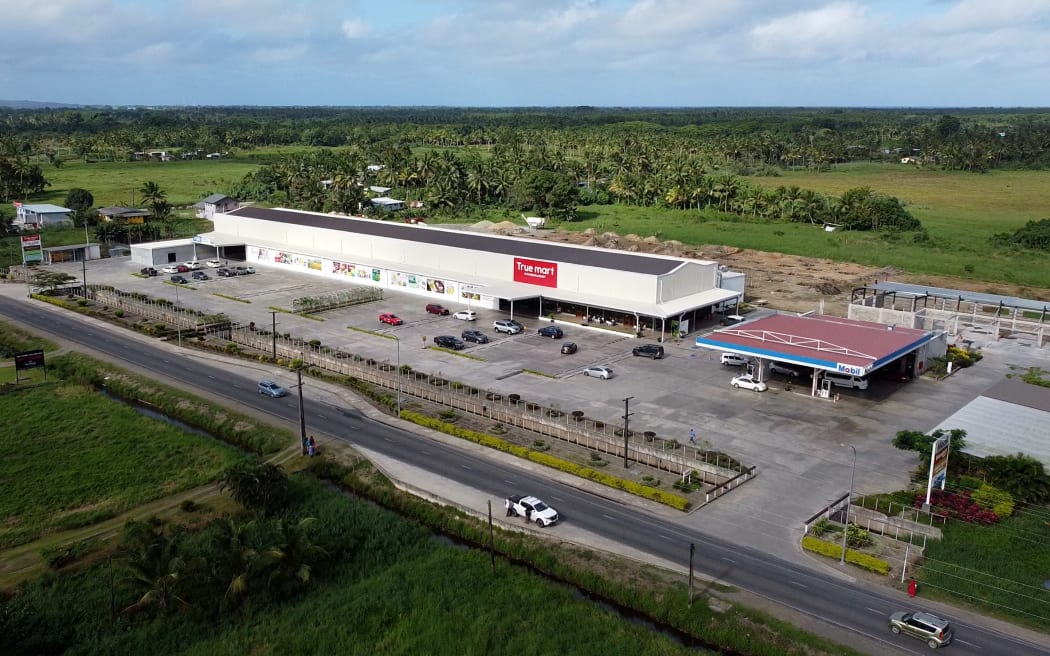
[119,520,191,618]
[259,517,328,599]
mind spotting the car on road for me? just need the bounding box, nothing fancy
[888,611,952,649]
[161,264,180,274]
[560,341,577,354]
[731,374,767,392]
[538,325,564,339]
[452,310,477,321]
[494,319,524,334]
[232,266,255,275]
[505,494,559,527]
[425,303,450,315]
[379,313,404,326]
[582,365,614,379]
[183,260,202,270]
[461,329,490,344]
[433,335,465,350]
[632,344,664,359]
[258,380,288,398]
[191,271,210,281]
[139,267,158,277]
[205,259,223,268]
[216,268,235,277]
[770,362,800,377]
[170,275,189,284]
[720,353,750,367]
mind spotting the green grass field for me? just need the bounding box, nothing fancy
[0,383,244,549]
[919,510,1050,629]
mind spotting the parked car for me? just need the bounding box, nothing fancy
[632,344,664,359]
[258,380,288,398]
[170,275,189,284]
[720,353,751,367]
[191,271,210,281]
[216,268,235,277]
[452,310,477,321]
[821,371,870,390]
[461,329,490,344]
[232,266,254,275]
[183,260,202,270]
[205,259,223,268]
[560,342,577,354]
[720,314,747,326]
[505,494,559,527]
[494,319,524,334]
[379,313,404,326]
[433,335,465,350]
[538,325,564,339]
[731,374,767,392]
[176,264,191,273]
[888,611,952,649]
[770,362,800,377]
[582,365,614,379]
[425,303,450,315]
[139,267,158,277]
[161,264,180,274]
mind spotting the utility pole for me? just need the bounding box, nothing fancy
[840,443,857,564]
[394,335,402,418]
[622,396,634,468]
[270,310,278,359]
[81,218,90,298]
[688,542,696,607]
[297,362,308,455]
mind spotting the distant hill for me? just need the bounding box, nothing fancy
[0,99,82,109]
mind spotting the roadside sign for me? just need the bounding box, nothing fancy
[15,349,45,370]
[924,435,951,506]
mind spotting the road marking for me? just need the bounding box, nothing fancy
[460,464,472,470]
[602,514,616,520]
[550,495,563,501]
[790,581,807,589]
[866,607,882,615]
[657,534,672,541]
[317,414,327,420]
[503,479,515,485]
[721,557,736,564]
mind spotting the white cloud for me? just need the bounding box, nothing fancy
[341,18,371,40]
[748,2,874,61]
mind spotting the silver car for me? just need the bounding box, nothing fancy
[889,611,952,649]
[582,365,614,379]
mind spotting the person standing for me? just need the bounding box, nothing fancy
[689,428,696,444]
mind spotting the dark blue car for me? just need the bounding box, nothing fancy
[538,325,564,339]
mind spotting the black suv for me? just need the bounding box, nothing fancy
[433,335,465,350]
[461,329,490,344]
[538,325,564,339]
[632,344,664,359]
[170,275,189,284]
[216,268,235,277]
[191,271,210,281]
[139,267,158,277]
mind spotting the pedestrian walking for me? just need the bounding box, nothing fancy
[689,428,696,444]
[309,435,317,454]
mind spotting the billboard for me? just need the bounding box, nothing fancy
[15,349,45,370]
[21,234,43,263]
[513,257,558,288]
[924,435,951,506]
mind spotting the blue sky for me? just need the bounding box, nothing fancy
[2,0,1049,106]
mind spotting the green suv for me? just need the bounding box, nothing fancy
[889,611,952,649]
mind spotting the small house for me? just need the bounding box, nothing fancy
[97,206,149,225]
[369,197,405,212]
[13,203,73,230]
[194,194,240,219]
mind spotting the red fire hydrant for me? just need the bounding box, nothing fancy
[908,578,918,598]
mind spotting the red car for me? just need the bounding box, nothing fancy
[379,313,404,326]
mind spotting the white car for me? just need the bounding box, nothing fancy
[183,260,202,270]
[161,264,180,274]
[582,365,614,379]
[205,259,223,268]
[720,353,750,367]
[452,310,477,321]
[732,374,767,392]
[505,495,559,527]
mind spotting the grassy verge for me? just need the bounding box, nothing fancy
[347,325,397,339]
[211,292,251,303]
[428,346,486,360]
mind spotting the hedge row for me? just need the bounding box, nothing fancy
[403,411,691,511]
[801,536,891,576]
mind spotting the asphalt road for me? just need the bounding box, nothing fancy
[1,295,1046,656]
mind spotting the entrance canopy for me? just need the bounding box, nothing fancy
[695,314,937,376]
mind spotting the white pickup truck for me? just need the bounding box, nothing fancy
[505,495,560,527]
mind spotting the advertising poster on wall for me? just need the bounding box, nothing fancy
[425,278,455,296]
[513,257,558,288]
[273,250,322,270]
[392,271,421,289]
[332,261,383,284]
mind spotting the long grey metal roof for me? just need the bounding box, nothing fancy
[228,206,684,276]
[867,281,1050,313]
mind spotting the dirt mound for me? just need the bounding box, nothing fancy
[472,220,496,231]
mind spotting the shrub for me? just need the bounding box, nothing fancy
[971,484,1015,518]
[801,536,891,575]
[845,524,873,548]
[919,489,999,525]
[810,518,831,537]
[180,499,198,513]
[114,309,125,318]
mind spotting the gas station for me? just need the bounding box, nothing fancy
[695,314,947,397]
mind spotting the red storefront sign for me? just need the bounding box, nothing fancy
[513,257,558,288]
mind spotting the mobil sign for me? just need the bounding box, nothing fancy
[513,257,558,288]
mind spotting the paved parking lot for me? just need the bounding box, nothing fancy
[52,256,1050,561]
